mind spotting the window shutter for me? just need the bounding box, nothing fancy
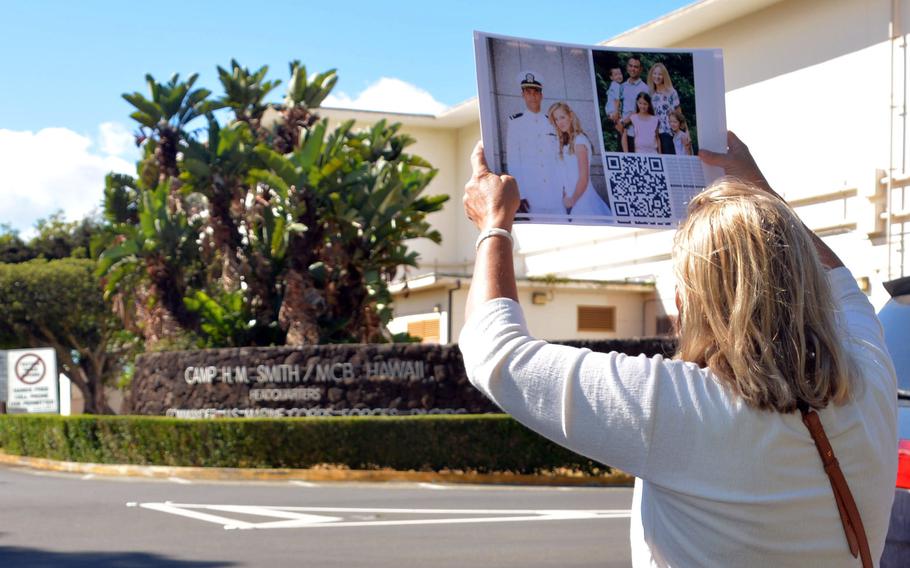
[577,306,616,332]
[407,319,440,343]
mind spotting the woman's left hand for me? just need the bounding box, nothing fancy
[463,142,520,231]
[562,190,574,209]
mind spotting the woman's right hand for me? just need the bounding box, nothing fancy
[463,142,520,232]
[698,131,779,198]
[700,132,842,268]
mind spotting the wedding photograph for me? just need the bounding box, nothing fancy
[475,33,615,224]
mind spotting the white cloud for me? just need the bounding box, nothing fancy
[98,121,136,156]
[0,124,138,235]
[0,80,444,236]
[323,77,447,115]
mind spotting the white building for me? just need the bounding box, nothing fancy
[324,0,910,344]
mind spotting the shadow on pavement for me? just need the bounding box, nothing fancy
[0,546,238,567]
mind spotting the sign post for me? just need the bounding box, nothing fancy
[6,348,59,414]
[0,350,7,413]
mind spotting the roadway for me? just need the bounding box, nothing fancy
[0,464,634,567]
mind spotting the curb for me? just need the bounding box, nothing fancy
[0,451,634,487]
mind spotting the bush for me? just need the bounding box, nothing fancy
[0,414,612,474]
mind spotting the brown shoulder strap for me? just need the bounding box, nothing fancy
[798,404,873,567]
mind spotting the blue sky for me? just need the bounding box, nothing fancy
[0,0,692,233]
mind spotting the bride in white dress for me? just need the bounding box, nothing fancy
[548,102,613,221]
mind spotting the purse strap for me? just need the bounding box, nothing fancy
[797,402,873,567]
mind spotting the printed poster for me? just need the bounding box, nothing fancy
[474,31,726,227]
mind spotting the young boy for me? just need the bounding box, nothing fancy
[605,67,624,123]
[604,67,626,151]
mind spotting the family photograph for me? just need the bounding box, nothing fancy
[593,50,698,156]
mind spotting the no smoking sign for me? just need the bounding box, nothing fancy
[5,348,58,414]
[15,353,46,385]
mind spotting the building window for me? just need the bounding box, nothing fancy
[577,306,616,332]
[407,318,440,343]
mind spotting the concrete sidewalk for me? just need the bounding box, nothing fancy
[0,450,634,486]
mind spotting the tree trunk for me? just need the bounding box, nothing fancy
[278,193,324,346]
[145,256,198,339]
[279,268,323,345]
[74,365,114,415]
[48,344,114,415]
[130,285,182,348]
[210,175,243,291]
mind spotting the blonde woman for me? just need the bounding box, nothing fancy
[647,62,682,154]
[460,133,896,567]
[547,102,611,219]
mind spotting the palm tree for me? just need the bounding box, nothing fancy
[123,73,218,182]
[100,58,446,348]
[97,182,200,345]
[216,59,281,126]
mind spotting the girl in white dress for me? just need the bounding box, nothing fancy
[547,102,612,220]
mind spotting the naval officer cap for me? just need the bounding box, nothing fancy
[519,71,543,90]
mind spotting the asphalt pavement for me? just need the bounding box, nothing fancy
[0,464,634,567]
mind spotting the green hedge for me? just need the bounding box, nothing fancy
[0,414,611,474]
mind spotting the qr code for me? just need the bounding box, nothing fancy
[606,155,671,219]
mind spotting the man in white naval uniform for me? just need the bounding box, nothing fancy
[505,71,559,219]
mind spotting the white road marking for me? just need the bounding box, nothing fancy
[168,477,192,485]
[133,502,631,531]
[139,503,257,529]
[138,503,341,530]
[147,503,630,515]
[418,483,448,490]
[81,474,95,480]
[289,480,318,487]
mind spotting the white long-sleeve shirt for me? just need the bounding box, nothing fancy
[459,267,897,567]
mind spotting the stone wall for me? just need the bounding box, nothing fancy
[126,339,676,417]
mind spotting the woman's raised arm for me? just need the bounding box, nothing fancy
[462,142,520,322]
[699,132,844,269]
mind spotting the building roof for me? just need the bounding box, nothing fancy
[320,98,478,129]
[602,0,784,47]
[389,272,655,296]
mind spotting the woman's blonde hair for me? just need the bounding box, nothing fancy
[673,179,854,412]
[648,63,674,93]
[547,102,584,158]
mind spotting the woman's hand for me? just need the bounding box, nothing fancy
[562,189,574,210]
[698,131,779,198]
[699,131,844,269]
[463,142,520,231]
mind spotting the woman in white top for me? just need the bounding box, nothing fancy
[547,102,612,220]
[460,132,897,567]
